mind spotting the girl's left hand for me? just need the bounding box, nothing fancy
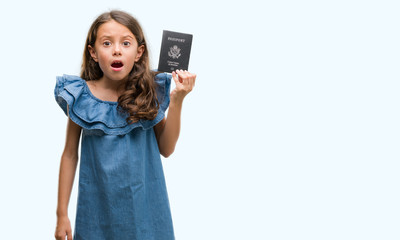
[171,69,196,103]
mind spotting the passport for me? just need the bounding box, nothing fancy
[157,30,193,73]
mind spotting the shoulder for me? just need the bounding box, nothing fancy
[56,74,85,86]
[55,74,86,98]
[152,72,171,107]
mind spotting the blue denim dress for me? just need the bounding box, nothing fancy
[55,74,175,240]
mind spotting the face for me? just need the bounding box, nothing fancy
[88,20,144,82]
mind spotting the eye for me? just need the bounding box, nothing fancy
[103,41,111,46]
[123,41,131,46]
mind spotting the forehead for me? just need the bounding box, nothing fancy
[97,20,134,38]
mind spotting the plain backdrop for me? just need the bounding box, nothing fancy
[0,0,399,239]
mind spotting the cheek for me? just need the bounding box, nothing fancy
[129,49,140,61]
[97,53,109,66]
[126,51,138,66]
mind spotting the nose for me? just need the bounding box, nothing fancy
[113,44,122,56]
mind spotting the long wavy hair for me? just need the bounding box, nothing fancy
[81,10,160,124]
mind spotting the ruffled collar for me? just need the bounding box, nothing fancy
[54,74,171,135]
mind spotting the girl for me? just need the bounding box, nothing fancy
[54,10,196,240]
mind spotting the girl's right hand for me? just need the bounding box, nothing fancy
[54,216,73,240]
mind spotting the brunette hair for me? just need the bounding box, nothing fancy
[81,10,160,123]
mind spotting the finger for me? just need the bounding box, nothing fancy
[177,70,185,83]
[185,72,193,89]
[171,71,177,82]
[186,72,195,89]
[54,229,63,240]
[172,71,182,84]
[54,232,64,240]
[184,70,192,86]
[177,70,189,84]
[67,229,73,240]
[192,73,196,87]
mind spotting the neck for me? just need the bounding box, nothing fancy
[97,76,126,94]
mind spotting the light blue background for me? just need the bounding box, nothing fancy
[0,0,399,239]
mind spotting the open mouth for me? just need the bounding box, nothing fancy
[111,60,124,70]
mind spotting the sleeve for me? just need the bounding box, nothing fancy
[154,72,172,114]
[54,74,85,118]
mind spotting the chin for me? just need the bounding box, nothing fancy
[106,73,130,82]
[112,76,127,81]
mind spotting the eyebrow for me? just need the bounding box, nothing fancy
[99,35,134,39]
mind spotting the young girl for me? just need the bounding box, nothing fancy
[54,10,196,240]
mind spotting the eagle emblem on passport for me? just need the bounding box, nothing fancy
[168,45,181,59]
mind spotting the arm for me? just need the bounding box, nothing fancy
[153,102,182,158]
[154,70,196,158]
[54,118,82,240]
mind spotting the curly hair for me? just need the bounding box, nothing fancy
[80,10,160,124]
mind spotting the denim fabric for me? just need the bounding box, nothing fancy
[55,74,175,240]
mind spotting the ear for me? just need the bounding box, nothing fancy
[135,45,145,62]
[88,45,98,62]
